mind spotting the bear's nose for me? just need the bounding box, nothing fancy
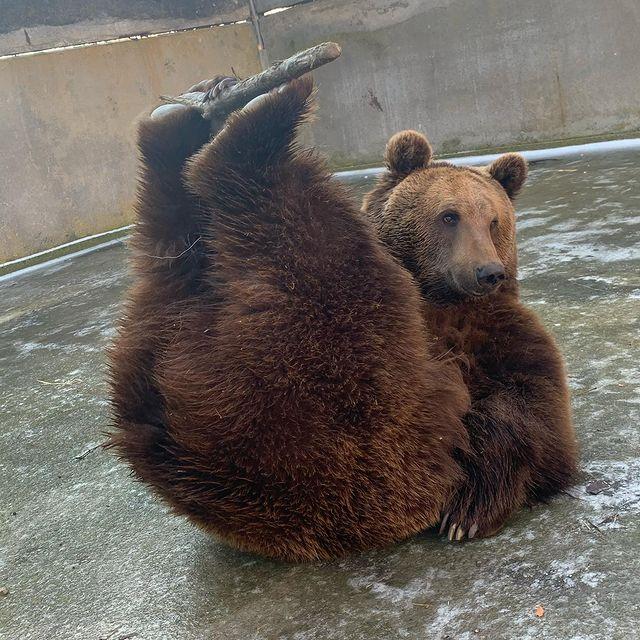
[476,263,506,288]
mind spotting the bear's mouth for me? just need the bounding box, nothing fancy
[448,271,504,299]
[462,282,505,298]
[418,271,505,304]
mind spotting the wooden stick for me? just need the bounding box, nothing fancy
[160,42,341,120]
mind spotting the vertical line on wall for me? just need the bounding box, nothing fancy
[248,0,270,69]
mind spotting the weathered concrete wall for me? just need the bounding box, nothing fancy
[0,24,260,262]
[0,0,306,56]
[263,0,640,167]
[0,1,248,55]
[2,0,640,262]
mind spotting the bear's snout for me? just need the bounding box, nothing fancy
[475,262,506,289]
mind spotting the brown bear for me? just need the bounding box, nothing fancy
[362,131,578,540]
[108,76,471,562]
[108,75,575,561]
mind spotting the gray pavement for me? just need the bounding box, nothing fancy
[1,152,639,639]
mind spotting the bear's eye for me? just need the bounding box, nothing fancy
[490,218,499,230]
[441,211,459,226]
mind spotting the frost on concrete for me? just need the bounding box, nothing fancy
[0,152,639,639]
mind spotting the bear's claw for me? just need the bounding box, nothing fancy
[438,512,450,535]
[203,76,238,102]
[186,75,235,95]
[439,513,480,542]
[447,523,464,541]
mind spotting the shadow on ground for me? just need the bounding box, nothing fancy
[1,152,639,639]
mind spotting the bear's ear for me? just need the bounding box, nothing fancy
[385,130,432,177]
[487,153,528,200]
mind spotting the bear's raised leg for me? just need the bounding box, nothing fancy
[109,77,237,431]
[131,76,240,297]
[182,76,328,285]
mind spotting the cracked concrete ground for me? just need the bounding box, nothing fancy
[1,151,639,639]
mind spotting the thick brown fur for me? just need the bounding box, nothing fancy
[108,78,473,561]
[362,130,578,539]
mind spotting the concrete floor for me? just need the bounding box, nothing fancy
[1,152,639,639]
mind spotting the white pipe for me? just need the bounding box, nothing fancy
[0,225,132,270]
[337,137,640,180]
[0,238,127,283]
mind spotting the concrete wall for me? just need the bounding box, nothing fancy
[0,1,248,55]
[2,0,640,262]
[0,0,307,56]
[263,0,640,167]
[0,25,260,262]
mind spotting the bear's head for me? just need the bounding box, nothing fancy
[363,130,527,303]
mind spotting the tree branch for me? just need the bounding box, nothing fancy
[160,42,341,121]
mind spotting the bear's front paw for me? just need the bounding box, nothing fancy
[438,493,509,542]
